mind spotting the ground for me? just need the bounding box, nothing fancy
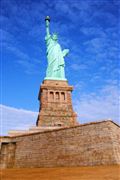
[1,165,120,180]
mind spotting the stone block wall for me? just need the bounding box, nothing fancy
[1,120,119,168]
[0,137,16,168]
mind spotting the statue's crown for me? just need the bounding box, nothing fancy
[53,32,58,36]
[52,33,58,40]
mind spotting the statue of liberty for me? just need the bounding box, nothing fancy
[45,16,69,80]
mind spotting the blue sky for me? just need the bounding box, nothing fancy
[1,0,119,135]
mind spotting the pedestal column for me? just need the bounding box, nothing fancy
[36,80,77,127]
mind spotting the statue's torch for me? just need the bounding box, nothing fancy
[45,16,50,23]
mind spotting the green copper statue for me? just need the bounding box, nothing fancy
[45,16,69,80]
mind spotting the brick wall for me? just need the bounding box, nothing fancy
[3,120,118,168]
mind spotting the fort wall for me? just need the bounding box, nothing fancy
[0,120,120,168]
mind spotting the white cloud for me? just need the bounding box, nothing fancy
[70,63,87,71]
[74,82,120,125]
[0,104,38,135]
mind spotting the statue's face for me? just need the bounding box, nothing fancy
[52,34,58,41]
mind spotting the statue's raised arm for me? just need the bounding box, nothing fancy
[44,16,69,80]
[45,16,50,38]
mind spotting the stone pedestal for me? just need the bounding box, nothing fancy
[36,80,77,127]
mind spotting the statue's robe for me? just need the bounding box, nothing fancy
[45,35,65,79]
